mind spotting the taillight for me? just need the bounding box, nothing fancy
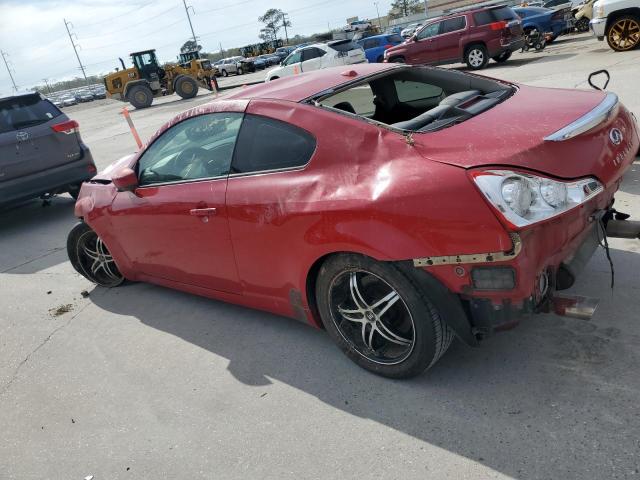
[489,20,508,30]
[384,44,393,49]
[52,120,79,135]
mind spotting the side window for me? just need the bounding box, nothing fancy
[138,112,243,185]
[441,17,466,34]
[231,115,316,174]
[416,22,441,40]
[363,38,379,49]
[394,80,444,103]
[284,51,302,65]
[302,48,325,61]
[321,84,376,116]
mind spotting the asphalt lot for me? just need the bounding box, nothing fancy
[2,33,640,480]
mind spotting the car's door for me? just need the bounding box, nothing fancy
[108,112,243,293]
[411,21,442,64]
[280,50,303,75]
[300,47,326,72]
[225,110,317,310]
[437,16,467,62]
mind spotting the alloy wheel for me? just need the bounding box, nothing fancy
[75,230,124,287]
[468,49,484,67]
[608,17,640,51]
[328,270,415,365]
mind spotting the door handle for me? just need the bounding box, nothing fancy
[190,207,217,216]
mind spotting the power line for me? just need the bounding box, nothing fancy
[1,50,18,92]
[197,0,257,15]
[75,0,156,29]
[82,18,187,51]
[80,5,181,41]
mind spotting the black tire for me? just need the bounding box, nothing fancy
[67,183,82,200]
[315,254,454,379]
[237,67,244,75]
[175,75,198,99]
[465,44,489,70]
[221,69,228,77]
[575,17,590,32]
[534,41,545,51]
[390,56,405,63]
[67,222,126,288]
[127,84,153,109]
[491,50,512,63]
[606,15,640,51]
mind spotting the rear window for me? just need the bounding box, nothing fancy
[473,6,518,25]
[394,80,444,103]
[329,40,362,52]
[0,94,61,134]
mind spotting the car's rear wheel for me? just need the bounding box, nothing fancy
[465,44,489,70]
[67,222,125,288]
[606,15,640,51]
[221,69,228,77]
[127,84,153,109]
[575,17,590,32]
[316,254,453,379]
[237,67,244,75]
[492,50,512,63]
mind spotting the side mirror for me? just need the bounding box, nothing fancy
[112,167,138,192]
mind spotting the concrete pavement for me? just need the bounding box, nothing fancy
[1,33,639,480]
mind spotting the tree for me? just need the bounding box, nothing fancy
[389,0,423,19]
[258,8,291,42]
[180,39,202,53]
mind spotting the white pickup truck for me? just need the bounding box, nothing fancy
[590,0,640,50]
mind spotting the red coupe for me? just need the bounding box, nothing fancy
[68,64,639,378]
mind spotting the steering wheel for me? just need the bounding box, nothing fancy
[174,146,210,179]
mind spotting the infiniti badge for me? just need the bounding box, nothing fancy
[609,128,623,145]
[16,131,30,142]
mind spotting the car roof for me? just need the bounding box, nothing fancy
[226,63,399,102]
[0,91,41,102]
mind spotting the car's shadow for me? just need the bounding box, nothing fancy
[88,246,640,479]
[0,196,76,274]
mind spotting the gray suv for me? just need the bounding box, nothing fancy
[0,92,96,206]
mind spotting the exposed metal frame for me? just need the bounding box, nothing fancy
[413,233,522,267]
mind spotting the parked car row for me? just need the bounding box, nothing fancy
[47,85,106,108]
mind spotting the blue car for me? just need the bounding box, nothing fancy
[513,7,566,41]
[356,34,405,63]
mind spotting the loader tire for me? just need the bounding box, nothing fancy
[175,76,199,99]
[127,85,153,109]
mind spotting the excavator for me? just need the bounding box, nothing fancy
[103,49,214,109]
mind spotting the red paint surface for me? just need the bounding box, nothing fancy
[75,65,639,327]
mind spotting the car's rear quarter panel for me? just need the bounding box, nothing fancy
[225,99,513,322]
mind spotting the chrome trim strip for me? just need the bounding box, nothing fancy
[544,92,618,142]
[413,233,522,267]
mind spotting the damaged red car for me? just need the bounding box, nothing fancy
[68,63,640,378]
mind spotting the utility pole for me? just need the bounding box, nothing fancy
[374,1,382,28]
[1,50,18,92]
[182,0,198,48]
[282,12,290,45]
[64,19,90,86]
[424,0,429,18]
[219,42,224,57]
[42,78,52,94]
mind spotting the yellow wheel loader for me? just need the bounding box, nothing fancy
[103,49,214,109]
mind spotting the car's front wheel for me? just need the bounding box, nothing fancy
[316,254,453,379]
[575,17,590,32]
[465,44,489,70]
[606,15,640,51]
[67,222,125,288]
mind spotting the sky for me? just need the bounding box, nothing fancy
[0,0,392,95]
